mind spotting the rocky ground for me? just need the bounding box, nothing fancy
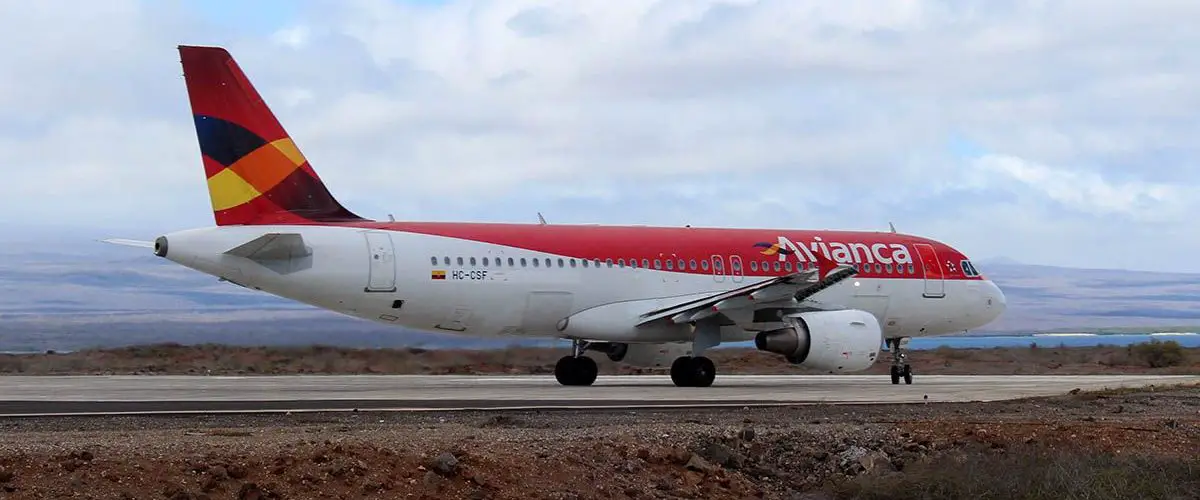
[0,384,1197,499]
[1,343,1196,376]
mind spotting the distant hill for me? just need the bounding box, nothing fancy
[0,245,1197,351]
[973,258,1200,333]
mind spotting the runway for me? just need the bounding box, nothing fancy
[0,374,1195,416]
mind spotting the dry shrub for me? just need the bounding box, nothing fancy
[1128,339,1186,368]
[830,444,1200,500]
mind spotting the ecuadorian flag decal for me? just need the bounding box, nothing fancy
[431,270,446,280]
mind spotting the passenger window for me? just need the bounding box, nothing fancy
[701,260,709,271]
[784,262,792,272]
[594,259,601,267]
[469,257,476,266]
[533,258,539,267]
[558,258,564,267]
[443,257,450,265]
[545,258,551,268]
[908,264,915,274]
[570,259,577,268]
[885,264,893,273]
[874,263,882,272]
[618,259,625,267]
[457,257,464,266]
[605,259,613,267]
[430,256,437,265]
[689,259,697,270]
[654,259,662,269]
[750,261,758,272]
[773,261,781,272]
[520,258,527,267]
[642,259,649,268]
[665,260,673,270]
[677,259,684,269]
[483,257,489,266]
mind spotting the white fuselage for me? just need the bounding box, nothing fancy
[159,225,1006,346]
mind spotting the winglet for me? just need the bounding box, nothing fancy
[814,249,837,278]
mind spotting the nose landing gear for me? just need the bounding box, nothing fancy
[554,339,599,386]
[887,337,913,385]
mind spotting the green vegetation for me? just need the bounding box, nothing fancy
[1129,339,1187,368]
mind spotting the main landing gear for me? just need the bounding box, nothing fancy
[552,339,720,388]
[555,339,599,386]
[887,337,913,385]
[670,355,716,387]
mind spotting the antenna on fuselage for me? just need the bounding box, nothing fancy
[888,221,896,233]
[388,214,396,222]
[537,212,548,225]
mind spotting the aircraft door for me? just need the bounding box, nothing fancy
[710,255,726,283]
[729,255,744,283]
[913,243,945,298]
[364,231,397,292]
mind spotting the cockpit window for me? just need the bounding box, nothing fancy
[961,260,980,276]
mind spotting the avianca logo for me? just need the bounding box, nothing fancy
[752,242,795,256]
[754,236,913,265]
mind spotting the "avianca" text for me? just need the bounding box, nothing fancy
[762,236,913,265]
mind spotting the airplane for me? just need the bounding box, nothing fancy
[106,45,1007,388]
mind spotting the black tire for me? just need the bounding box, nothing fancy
[903,365,913,385]
[890,365,900,385]
[692,356,716,388]
[670,356,692,387]
[554,356,578,386]
[577,355,598,386]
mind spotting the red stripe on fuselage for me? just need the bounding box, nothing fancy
[316,221,982,281]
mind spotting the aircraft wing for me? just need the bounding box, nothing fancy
[636,263,859,327]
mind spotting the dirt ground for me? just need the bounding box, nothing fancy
[1,343,1196,376]
[0,384,1197,499]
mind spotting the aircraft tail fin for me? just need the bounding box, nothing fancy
[178,45,365,226]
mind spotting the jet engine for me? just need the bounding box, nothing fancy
[754,309,881,372]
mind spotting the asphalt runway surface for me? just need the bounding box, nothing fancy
[0,374,1196,416]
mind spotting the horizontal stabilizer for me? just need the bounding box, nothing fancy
[100,238,154,248]
[224,233,310,261]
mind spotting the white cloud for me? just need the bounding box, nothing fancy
[0,0,1198,272]
[974,154,1188,222]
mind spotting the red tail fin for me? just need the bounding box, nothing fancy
[178,45,364,226]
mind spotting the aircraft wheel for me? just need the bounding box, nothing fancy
[670,356,716,387]
[890,365,900,385]
[902,365,913,385]
[554,355,598,386]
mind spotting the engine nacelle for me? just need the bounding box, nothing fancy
[754,309,882,372]
[600,342,691,369]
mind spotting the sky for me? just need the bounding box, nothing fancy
[0,0,1197,272]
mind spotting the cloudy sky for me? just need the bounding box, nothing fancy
[1,0,1197,272]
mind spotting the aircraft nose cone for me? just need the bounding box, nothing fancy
[986,280,1006,317]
